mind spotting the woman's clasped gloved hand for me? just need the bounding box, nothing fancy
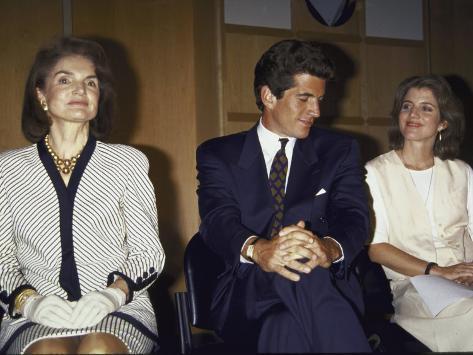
[22,294,76,328]
[21,288,126,329]
[69,288,127,329]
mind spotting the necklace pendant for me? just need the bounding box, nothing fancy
[44,134,83,176]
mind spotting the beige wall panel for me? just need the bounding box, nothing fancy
[224,120,257,136]
[224,32,289,115]
[365,44,427,118]
[291,0,361,36]
[226,112,259,135]
[429,0,454,75]
[194,0,224,144]
[0,0,62,152]
[73,0,198,280]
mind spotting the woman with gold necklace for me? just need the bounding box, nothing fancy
[366,75,473,352]
[0,37,165,354]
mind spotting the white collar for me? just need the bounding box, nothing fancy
[256,118,296,154]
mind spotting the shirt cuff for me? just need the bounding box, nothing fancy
[240,235,258,264]
[323,236,344,263]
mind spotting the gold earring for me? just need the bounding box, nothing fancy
[40,101,48,112]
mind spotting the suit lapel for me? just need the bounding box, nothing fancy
[237,124,262,170]
[232,125,274,236]
[285,134,321,215]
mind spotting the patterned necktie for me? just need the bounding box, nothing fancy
[269,138,289,238]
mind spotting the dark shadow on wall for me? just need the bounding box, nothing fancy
[87,38,183,353]
[314,42,383,162]
[87,37,140,143]
[342,129,382,164]
[318,125,382,165]
[317,42,357,126]
[136,144,184,354]
[445,75,473,166]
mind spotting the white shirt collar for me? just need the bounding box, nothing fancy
[257,118,296,154]
[256,118,296,178]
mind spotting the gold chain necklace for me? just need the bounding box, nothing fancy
[44,134,82,175]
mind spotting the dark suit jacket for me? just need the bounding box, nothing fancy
[196,124,369,331]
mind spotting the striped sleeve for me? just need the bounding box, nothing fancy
[0,164,34,315]
[107,148,165,301]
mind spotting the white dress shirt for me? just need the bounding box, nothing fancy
[257,119,296,190]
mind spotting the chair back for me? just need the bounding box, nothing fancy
[184,233,225,330]
[352,247,394,318]
[352,248,431,352]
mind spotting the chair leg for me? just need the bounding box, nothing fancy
[175,292,193,354]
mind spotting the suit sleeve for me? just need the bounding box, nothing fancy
[107,149,165,301]
[196,143,254,266]
[326,139,369,271]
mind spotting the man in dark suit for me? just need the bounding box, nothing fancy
[196,39,371,352]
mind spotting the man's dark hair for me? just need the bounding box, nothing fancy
[22,36,115,142]
[253,39,335,112]
[389,75,465,160]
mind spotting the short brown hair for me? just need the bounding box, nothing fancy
[253,39,335,112]
[22,36,115,142]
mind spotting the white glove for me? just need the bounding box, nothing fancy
[70,287,126,329]
[23,294,75,328]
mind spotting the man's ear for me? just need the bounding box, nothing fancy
[261,86,276,110]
